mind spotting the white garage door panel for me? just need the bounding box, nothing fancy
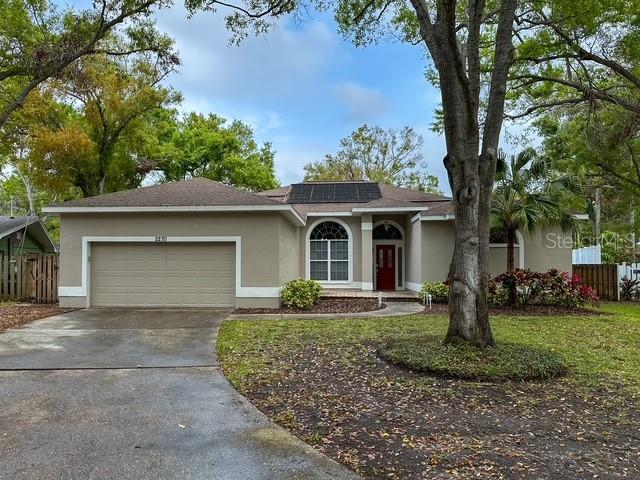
[90,243,235,307]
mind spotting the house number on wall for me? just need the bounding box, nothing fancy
[155,236,168,242]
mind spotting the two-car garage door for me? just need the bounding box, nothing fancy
[90,243,235,307]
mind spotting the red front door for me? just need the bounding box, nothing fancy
[376,245,396,290]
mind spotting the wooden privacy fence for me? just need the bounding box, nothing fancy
[0,254,59,303]
[573,264,619,300]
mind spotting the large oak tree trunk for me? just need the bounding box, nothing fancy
[444,150,496,347]
[408,0,517,347]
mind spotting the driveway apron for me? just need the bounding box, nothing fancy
[0,309,358,480]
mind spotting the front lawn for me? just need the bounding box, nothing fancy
[218,303,640,479]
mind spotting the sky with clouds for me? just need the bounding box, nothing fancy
[152,4,450,189]
[64,1,526,193]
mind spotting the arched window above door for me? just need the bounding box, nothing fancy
[372,223,403,240]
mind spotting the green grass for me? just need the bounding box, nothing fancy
[218,302,640,391]
[379,334,567,381]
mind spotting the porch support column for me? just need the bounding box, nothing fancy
[361,214,373,291]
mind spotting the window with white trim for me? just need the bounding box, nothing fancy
[309,221,349,281]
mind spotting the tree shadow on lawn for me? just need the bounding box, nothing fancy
[237,342,640,479]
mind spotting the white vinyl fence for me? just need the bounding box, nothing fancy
[572,245,602,264]
[618,262,640,288]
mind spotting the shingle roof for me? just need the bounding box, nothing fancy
[378,184,450,202]
[0,216,56,252]
[256,185,291,199]
[0,216,40,237]
[353,197,424,209]
[421,201,454,216]
[45,178,456,222]
[48,178,281,208]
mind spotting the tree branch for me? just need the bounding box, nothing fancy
[512,74,640,114]
[505,97,585,119]
[204,0,291,19]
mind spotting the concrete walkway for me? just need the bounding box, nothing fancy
[0,309,358,480]
[227,301,425,320]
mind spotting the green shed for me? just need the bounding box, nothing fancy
[0,216,57,257]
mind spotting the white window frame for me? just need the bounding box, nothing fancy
[305,218,353,285]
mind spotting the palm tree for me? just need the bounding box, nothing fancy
[492,148,579,274]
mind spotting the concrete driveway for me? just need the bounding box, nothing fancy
[0,309,357,480]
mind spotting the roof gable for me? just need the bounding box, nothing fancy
[0,216,57,253]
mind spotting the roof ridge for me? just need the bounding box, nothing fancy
[191,177,283,205]
[46,177,284,208]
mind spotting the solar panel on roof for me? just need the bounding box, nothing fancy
[288,182,382,203]
[288,183,314,203]
[356,183,381,201]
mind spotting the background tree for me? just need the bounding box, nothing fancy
[303,124,441,193]
[28,52,180,197]
[0,86,77,215]
[0,0,176,129]
[492,149,579,278]
[509,0,640,118]
[534,110,639,258]
[158,112,278,191]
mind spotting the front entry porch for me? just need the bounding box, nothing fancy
[321,288,419,302]
[364,218,406,292]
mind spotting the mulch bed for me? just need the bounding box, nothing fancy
[233,297,385,314]
[423,303,603,316]
[242,343,640,479]
[0,303,74,331]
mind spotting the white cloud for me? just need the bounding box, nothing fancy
[273,143,327,185]
[333,82,388,123]
[156,5,336,104]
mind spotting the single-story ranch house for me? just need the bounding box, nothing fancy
[43,178,575,308]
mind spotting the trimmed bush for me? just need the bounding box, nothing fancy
[492,269,600,309]
[378,334,568,381]
[420,281,448,303]
[280,279,323,310]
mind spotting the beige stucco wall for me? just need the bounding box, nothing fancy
[421,221,455,283]
[488,245,521,275]
[523,226,573,273]
[406,219,422,288]
[58,212,298,308]
[489,227,572,275]
[278,216,301,283]
[421,221,573,283]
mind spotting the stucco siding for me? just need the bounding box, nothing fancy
[59,296,86,308]
[406,219,422,288]
[421,221,454,283]
[58,212,283,292]
[420,221,573,282]
[489,245,522,275]
[278,216,301,284]
[523,226,573,273]
[236,297,280,308]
